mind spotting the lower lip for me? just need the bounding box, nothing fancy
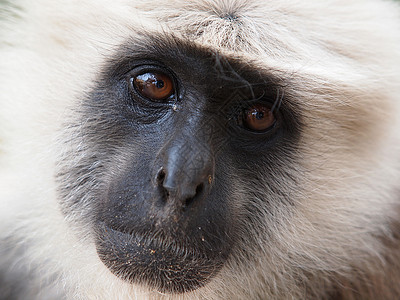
[94,222,221,293]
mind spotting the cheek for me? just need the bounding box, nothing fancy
[220,147,304,237]
[95,157,157,230]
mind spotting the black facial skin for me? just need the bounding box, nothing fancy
[57,34,301,294]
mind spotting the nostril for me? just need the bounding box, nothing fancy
[184,183,204,209]
[196,183,204,195]
[156,168,169,202]
[156,168,166,184]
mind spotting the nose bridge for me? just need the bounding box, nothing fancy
[163,133,212,190]
[155,116,214,203]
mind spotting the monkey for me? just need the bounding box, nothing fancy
[1,0,400,299]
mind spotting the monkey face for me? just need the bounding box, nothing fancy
[57,35,301,294]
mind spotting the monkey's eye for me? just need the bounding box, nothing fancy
[241,104,276,132]
[132,71,174,101]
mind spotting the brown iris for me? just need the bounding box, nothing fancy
[242,104,275,132]
[133,72,174,101]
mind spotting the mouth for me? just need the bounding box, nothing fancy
[94,222,225,293]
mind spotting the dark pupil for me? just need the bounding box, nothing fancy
[156,80,164,89]
[255,111,264,120]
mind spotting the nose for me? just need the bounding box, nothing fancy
[154,141,213,210]
[156,167,206,208]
